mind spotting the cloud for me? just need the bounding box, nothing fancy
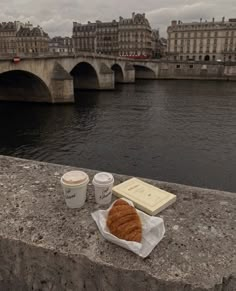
[1,0,236,37]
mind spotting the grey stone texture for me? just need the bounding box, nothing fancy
[0,155,235,291]
[158,61,236,80]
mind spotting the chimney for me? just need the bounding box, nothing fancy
[132,12,135,19]
[200,18,202,23]
[222,16,225,22]
[212,17,215,23]
[142,13,145,18]
[171,20,177,26]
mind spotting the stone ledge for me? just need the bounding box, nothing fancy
[0,155,235,291]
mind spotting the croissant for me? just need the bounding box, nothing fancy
[106,199,142,243]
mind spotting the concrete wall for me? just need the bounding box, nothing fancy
[0,155,235,291]
[49,79,74,103]
[159,61,236,80]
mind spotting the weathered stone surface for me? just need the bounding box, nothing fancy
[0,155,235,291]
[158,61,236,80]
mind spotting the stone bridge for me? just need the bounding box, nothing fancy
[0,53,159,103]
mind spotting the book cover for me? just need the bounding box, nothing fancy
[112,178,176,215]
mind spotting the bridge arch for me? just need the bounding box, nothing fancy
[133,65,156,79]
[111,64,124,83]
[70,62,99,90]
[0,70,52,102]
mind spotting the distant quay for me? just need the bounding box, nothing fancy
[158,60,236,81]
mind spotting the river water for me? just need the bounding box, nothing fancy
[0,80,236,192]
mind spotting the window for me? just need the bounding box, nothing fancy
[189,65,193,68]
[176,64,180,68]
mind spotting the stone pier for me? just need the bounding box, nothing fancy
[0,155,235,290]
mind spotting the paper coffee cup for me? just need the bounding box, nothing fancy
[92,172,114,205]
[61,171,89,208]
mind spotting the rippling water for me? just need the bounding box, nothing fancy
[0,80,236,192]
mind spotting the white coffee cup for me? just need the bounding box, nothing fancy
[92,172,114,205]
[61,171,89,208]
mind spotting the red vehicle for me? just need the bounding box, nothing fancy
[12,56,21,64]
[121,54,151,59]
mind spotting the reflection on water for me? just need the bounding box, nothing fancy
[0,80,236,192]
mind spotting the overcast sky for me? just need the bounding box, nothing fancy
[1,0,236,37]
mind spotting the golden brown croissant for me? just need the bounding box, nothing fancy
[106,199,142,243]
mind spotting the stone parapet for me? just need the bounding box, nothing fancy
[0,155,235,290]
[158,61,236,80]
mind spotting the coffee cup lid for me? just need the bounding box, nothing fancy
[62,171,88,185]
[93,172,114,185]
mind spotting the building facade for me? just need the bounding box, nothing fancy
[72,13,152,57]
[96,21,119,55]
[0,21,49,56]
[159,37,167,58]
[151,30,167,58]
[49,36,73,54]
[167,18,236,62]
[16,25,49,54]
[151,29,160,58]
[0,21,18,55]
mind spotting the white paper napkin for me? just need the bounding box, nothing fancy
[91,198,165,258]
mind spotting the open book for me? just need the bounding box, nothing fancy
[112,178,176,215]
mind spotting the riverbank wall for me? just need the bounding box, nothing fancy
[158,61,236,80]
[0,155,235,290]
